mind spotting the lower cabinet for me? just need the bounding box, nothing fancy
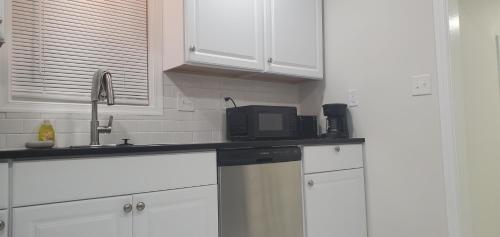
[0,210,7,237]
[0,163,8,210]
[133,185,218,237]
[13,195,133,237]
[304,168,367,237]
[13,185,218,237]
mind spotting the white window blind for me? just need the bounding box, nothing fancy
[11,0,149,105]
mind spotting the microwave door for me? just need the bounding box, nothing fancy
[256,112,288,138]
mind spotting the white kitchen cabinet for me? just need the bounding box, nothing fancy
[164,0,264,73]
[0,163,8,209]
[0,210,7,237]
[12,186,219,237]
[11,152,219,237]
[164,0,323,80]
[13,196,133,237]
[303,169,367,237]
[13,152,216,207]
[265,0,324,79]
[184,0,264,71]
[303,144,363,174]
[133,185,218,237]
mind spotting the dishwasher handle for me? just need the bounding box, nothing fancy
[218,146,301,166]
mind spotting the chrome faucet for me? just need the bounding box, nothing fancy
[90,70,115,146]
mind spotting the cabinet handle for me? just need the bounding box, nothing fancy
[267,58,273,63]
[307,180,315,187]
[136,202,146,211]
[123,203,133,213]
[0,220,5,231]
[334,146,341,152]
[189,45,196,52]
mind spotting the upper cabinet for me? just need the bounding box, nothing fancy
[265,0,323,79]
[184,0,265,71]
[163,0,324,80]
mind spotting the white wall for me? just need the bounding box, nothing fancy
[0,72,300,149]
[300,0,449,236]
[454,0,500,236]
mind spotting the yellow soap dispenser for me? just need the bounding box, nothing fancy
[38,120,56,142]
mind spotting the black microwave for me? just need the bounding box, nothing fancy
[226,106,298,141]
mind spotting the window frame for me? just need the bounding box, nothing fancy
[0,0,164,115]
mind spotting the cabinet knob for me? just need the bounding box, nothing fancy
[334,146,341,152]
[267,58,273,63]
[189,45,196,52]
[307,180,315,187]
[123,203,133,213]
[0,220,5,231]
[136,202,146,211]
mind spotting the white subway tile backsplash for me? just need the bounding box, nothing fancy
[0,73,300,150]
[55,120,90,133]
[194,131,212,143]
[187,121,214,132]
[129,133,153,145]
[6,134,35,148]
[162,120,186,132]
[174,72,222,89]
[56,133,89,148]
[150,132,170,144]
[41,113,90,120]
[137,120,163,132]
[184,88,222,110]
[163,109,194,121]
[0,120,23,133]
[212,129,224,143]
[166,132,193,144]
[114,120,138,133]
[164,85,179,98]
[6,113,41,119]
[163,97,178,109]
[22,120,44,134]
[0,135,6,148]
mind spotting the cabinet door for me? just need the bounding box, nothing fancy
[0,163,8,209]
[134,185,218,237]
[265,0,323,79]
[185,0,264,71]
[13,196,133,237]
[304,169,367,237]
[0,210,7,237]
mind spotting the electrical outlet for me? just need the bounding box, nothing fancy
[177,92,195,112]
[348,89,359,107]
[412,74,432,96]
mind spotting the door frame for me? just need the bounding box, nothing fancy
[433,0,465,237]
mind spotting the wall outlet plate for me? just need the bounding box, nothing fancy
[411,74,432,96]
[177,92,195,112]
[348,89,359,107]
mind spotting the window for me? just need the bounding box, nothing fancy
[0,0,163,114]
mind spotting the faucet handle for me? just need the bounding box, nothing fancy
[107,116,113,128]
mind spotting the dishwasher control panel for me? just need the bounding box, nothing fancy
[217,146,301,166]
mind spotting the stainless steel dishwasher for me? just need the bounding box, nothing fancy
[218,146,303,237]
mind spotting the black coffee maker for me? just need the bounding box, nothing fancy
[322,104,349,138]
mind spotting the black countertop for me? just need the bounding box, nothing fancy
[0,138,365,161]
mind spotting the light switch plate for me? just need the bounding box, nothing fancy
[177,92,195,112]
[412,74,432,96]
[348,89,359,107]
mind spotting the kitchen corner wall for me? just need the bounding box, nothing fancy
[299,0,449,237]
[0,72,300,149]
